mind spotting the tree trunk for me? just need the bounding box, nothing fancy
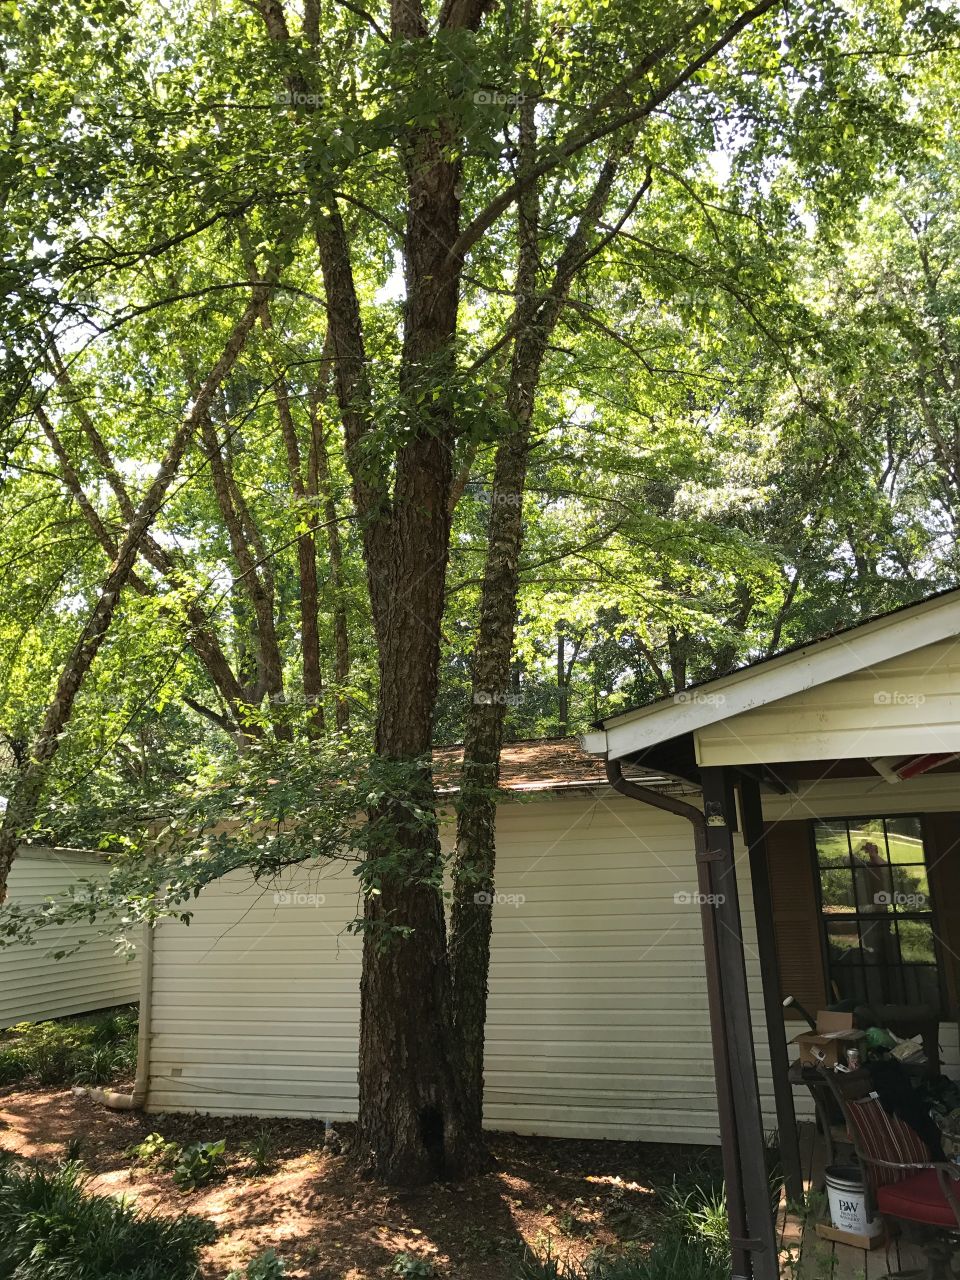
[449,426,531,1133]
[557,627,568,736]
[449,146,628,1134]
[308,386,350,729]
[354,90,478,1183]
[275,373,325,733]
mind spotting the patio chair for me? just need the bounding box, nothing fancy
[825,1071,960,1278]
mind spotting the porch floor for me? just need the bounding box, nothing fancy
[778,1122,935,1278]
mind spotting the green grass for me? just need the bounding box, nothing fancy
[0,1007,138,1087]
[815,822,925,867]
[0,1157,215,1279]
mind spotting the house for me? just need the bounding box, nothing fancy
[1,847,139,1027]
[131,587,960,1274]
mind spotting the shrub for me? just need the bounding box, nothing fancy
[515,1176,730,1280]
[0,1158,215,1279]
[0,1008,138,1087]
[172,1139,227,1191]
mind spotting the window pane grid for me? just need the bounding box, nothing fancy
[813,814,940,1010]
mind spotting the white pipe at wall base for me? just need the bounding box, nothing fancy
[90,921,154,1112]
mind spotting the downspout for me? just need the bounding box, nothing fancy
[605,758,750,1278]
[89,921,153,1111]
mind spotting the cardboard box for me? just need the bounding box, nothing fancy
[791,1010,866,1068]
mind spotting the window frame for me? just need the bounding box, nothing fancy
[808,813,947,1014]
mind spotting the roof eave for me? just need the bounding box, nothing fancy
[583,588,960,763]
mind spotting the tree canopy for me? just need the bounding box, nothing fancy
[3,0,960,1182]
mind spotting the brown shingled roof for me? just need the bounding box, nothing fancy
[432,737,674,793]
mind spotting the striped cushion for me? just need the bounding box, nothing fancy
[845,1096,932,1191]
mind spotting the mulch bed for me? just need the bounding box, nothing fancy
[0,1085,719,1278]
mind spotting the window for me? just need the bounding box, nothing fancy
[812,815,942,1010]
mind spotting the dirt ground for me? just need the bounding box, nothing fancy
[0,1085,718,1278]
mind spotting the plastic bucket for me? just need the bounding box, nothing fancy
[825,1164,881,1237]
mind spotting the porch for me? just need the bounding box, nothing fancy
[779,1123,931,1279]
[584,587,960,1279]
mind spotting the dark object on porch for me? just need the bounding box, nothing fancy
[855,1004,942,1079]
[824,1069,960,1279]
[867,1058,947,1162]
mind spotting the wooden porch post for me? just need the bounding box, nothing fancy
[738,770,804,1204]
[700,765,780,1280]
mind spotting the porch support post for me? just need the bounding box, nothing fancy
[700,765,780,1280]
[738,770,804,1204]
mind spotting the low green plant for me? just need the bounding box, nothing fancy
[227,1248,287,1279]
[127,1131,181,1167]
[64,1135,84,1163]
[392,1252,436,1277]
[172,1139,227,1191]
[242,1129,277,1175]
[0,1007,138,1087]
[0,1158,215,1279]
[659,1180,729,1267]
[557,1196,591,1237]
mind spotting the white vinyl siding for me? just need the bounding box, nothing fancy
[1,848,139,1027]
[695,637,960,766]
[144,776,960,1138]
[146,795,786,1144]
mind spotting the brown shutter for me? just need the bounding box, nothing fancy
[764,820,828,1019]
[923,812,960,1017]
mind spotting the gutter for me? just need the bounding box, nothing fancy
[603,757,747,1265]
[89,921,153,1111]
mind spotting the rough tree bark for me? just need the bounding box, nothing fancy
[449,147,633,1135]
[0,290,268,902]
[308,370,351,730]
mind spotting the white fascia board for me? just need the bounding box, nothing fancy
[586,590,960,763]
